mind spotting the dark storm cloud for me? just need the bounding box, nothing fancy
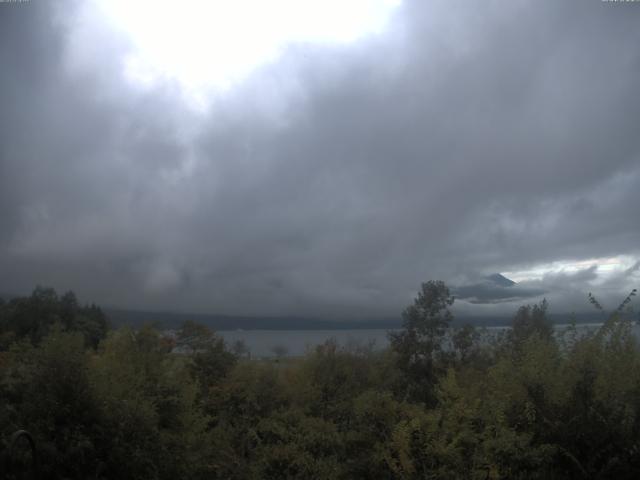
[1,1,639,318]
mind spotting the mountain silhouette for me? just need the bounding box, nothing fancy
[485,273,516,287]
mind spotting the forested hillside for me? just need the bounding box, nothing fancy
[1,282,639,479]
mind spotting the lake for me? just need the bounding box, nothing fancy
[217,323,638,358]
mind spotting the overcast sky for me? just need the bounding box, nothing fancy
[1,0,639,319]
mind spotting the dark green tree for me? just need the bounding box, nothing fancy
[0,287,108,349]
[389,280,455,404]
[177,321,237,400]
[509,298,553,348]
[451,323,480,364]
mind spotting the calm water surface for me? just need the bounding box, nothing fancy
[218,323,640,358]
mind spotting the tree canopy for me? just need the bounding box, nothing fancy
[1,284,639,478]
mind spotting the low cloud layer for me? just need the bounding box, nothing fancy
[453,274,547,305]
[1,1,639,319]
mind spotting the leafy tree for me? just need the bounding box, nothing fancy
[250,409,342,480]
[389,280,455,404]
[176,320,215,353]
[1,286,61,345]
[0,287,108,349]
[298,339,381,420]
[205,362,291,479]
[176,321,237,399]
[452,323,481,364]
[0,328,100,479]
[90,326,212,480]
[509,299,553,349]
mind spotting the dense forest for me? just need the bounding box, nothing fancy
[1,282,639,479]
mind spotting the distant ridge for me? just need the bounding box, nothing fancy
[104,307,607,331]
[104,307,402,331]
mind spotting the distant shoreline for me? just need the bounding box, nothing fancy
[105,306,614,331]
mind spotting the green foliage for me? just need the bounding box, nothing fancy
[1,283,640,478]
[509,299,553,349]
[0,328,99,479]
[250,409,342,479]
[89,326,212,479]
[176,320,238,402]
[389,280,455,404]
[452,323,483,364]
[0,287,108,349]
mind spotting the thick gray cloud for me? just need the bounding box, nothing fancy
[453,274,547,305]
[1,1,639,319]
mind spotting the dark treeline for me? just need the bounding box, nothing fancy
[1,282,639,479]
